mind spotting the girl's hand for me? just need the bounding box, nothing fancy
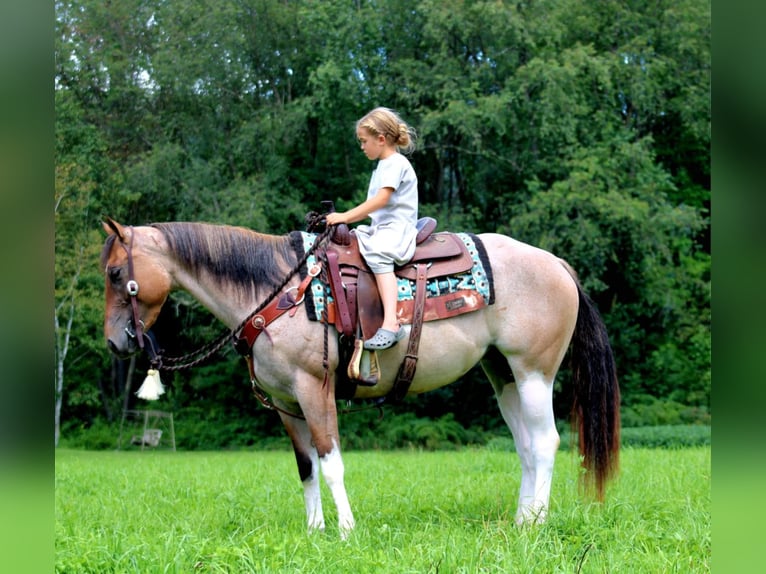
[326,212,345,225]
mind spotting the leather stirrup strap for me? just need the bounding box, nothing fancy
[325,249,354,337]
[391,263,428,402]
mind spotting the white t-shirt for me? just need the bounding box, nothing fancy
[355,152,419,273]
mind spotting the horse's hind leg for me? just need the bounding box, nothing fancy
[500,374,559,524]
[279,412,326,533]
[483,354,559,524]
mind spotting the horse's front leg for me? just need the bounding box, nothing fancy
[278,411,325,533]
[294,377,356,538]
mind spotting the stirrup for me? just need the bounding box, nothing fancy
[348,339,380,386]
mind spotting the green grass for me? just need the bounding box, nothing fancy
[56,447,710,573]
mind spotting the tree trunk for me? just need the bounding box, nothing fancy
[54,298,75,447]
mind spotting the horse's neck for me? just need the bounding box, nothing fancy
[147,223,289,329]
[161,253,265,331]
[170,268,251,329]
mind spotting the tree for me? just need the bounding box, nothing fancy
[54,90,112,444]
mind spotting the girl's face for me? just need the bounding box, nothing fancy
[356,127,392,161]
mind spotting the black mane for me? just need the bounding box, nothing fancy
[151,222,296,296]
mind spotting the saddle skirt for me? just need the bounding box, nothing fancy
[290,228,495,340]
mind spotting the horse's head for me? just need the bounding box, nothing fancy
[101,218,172,358]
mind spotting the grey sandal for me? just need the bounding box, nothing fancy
[363,327,406,350]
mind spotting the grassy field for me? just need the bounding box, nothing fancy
[55,447,710,573]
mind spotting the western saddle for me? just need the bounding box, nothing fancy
[321,216,486,400]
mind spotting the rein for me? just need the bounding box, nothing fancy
[124,225,334,373]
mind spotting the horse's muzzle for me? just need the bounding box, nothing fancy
[106,329,141,358]
[107,338,136,358]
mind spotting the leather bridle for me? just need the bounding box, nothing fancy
[120,227,146,351]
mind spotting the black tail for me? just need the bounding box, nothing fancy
[569,283,621,499]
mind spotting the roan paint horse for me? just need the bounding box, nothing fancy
[101,217,620,537]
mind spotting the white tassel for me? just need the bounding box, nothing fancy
[136,369,165,400]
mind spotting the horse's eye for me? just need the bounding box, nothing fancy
[108,267,122,284]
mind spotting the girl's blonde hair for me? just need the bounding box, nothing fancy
[356,107,417,154]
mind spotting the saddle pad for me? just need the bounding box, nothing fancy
[290,230,495,323]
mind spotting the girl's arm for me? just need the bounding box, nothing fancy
[326,187,394,225]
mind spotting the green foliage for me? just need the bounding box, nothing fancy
[62,405,711,453]
[58,419,120,451]
[55,0,710,440]
[620,425,711,448]
[340,411,486,451]
[622,395,711,427]
[171,405,288,451]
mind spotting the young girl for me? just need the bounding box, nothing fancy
[325,107,418,350]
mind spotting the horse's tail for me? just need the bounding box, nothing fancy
[568,275,621,500]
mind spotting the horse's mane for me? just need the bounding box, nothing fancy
[151,222,296,295]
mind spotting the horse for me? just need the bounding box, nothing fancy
[100,217,620,537]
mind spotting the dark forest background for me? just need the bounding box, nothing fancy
[54,0,709,449]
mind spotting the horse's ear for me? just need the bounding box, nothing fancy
[102,217,126,241]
